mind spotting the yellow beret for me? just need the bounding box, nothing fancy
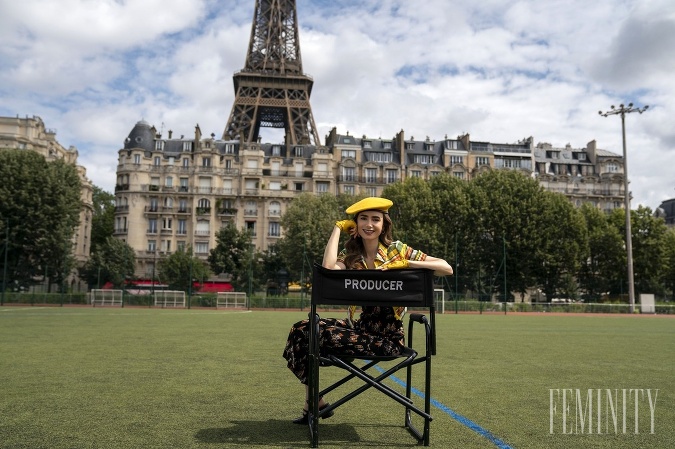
[345,197,393,215]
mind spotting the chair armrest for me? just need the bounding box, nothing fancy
[408,313,428,324]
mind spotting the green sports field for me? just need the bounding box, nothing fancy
[0,307,673,449]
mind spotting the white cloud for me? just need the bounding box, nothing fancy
[0,0,673,208]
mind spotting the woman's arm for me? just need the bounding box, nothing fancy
[407,256,454,276]
[322,226,346,270]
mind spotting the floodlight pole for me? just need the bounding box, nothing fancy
[599,103,649,313]
[2,223,8,306]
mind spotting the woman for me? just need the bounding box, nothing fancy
[282,197,453,424]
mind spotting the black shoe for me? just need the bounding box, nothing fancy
[292,403,335,424]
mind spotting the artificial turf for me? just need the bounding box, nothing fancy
[0,306,672,448]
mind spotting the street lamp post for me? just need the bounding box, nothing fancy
[599,103,649,313]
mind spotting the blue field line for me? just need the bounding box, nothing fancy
[372,364,514,449]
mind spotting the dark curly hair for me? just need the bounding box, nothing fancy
[342,211,394,269]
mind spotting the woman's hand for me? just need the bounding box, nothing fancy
[335,220,356,235]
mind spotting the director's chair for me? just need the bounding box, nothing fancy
[307,263,437,447]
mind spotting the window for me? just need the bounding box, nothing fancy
[268,222,281,237]
[413,155,434,165]
[269,201,281,216]
[149,198,158,211]
[247,159,258,169]
[366,187,377,197]
[341,150,356,159]
[245,221,257,236]
[316,182,329,193]
[202,157,211,167]
[198,198,210,209]
[151,177,160,187]
[195,242,209,254]
[453,172,465,179]
[148,240,156,251]
[133,154,141,165]
[196,221,210,236]
[270,181,281,190]
[450,155,463,165]
[161,240,171,252]
[182,158,189,167]
[177,219,187,235]
[177,241,186,252]
[476,157,490,166]
[182,141,192,152]
[344,185,355,195]
[386,169,397,184]
[225,159,232,170]
[155,141,164,151]
[363,141,372,148]
[179,199,188,212]
[606,163,618,173]
[179,178,188,192]
[366,152,392,163]
[383,142,392,149]
[162,218,172,230]
[198,177,212,193]
[245,179,258,191]
[365,168,377,183]
[317,162,328,174]
[245,201,257,215]
[295,182,303,191]
[294,147,303,157]
[343,167,355,182]
[154,156,161,166]
[272,145,281,156]
[163,197,173,208]
[165,176,173,187]
[225,144,235,154]
[148,219,158,234]
[411,170,422,178]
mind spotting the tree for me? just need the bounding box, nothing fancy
[276,193,352,281]
[608,206,669,298]
[662,228,675,301]
[464,170,550,301]
[383,174,471,295]
[0,149,82,290]
[628,206,668,296]
[531,191,587,301]
[158,246,210,293]
[80,237,136,289]
[208,223,258,291]
[91,186,115,251]
[577,203,625,300]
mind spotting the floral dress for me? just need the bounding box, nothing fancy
[282,241,426,385]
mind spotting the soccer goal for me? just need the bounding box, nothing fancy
[216,292,247,309]
[153,290,186,308]
[90,289,124,307]
[434,289,446,314]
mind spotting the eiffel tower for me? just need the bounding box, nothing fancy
[224,0,320,148]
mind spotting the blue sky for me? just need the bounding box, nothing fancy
[1,0,673,209]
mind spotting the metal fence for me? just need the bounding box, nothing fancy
[1,292,673,314]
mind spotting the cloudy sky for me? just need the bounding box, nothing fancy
[1,0,673,209]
